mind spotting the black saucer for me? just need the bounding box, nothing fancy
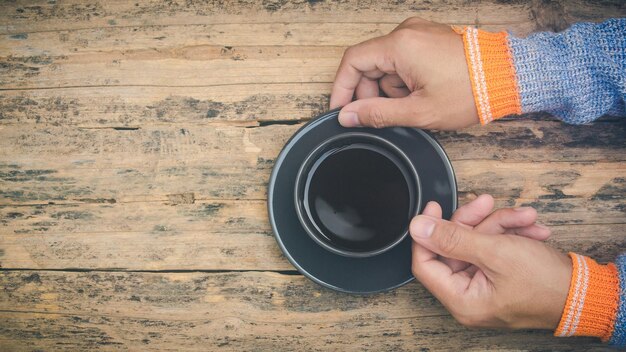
[268,109,457,294]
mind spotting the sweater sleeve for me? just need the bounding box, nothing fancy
[551,253,626,346]
[457,19,626,124]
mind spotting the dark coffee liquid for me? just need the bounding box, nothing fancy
[305,145,411,253]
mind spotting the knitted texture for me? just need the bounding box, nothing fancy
[554,253,620,341]
[455,20,626,346]
[458,27,522,124]
[609,254,626,346]
[508,19,626,123]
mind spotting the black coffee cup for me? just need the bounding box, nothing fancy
[294,132,421,258]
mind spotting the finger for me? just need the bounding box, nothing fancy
[412,236,470,305]
[355,75,381,100]
[440,218,552,273]
[422,201,442,218]
[412,201,442,268]
[380,74,410,98]
[506,223,551,241]
[421,201,473,273]
[338,95,425,128]
[475,207,537,234]
[410,214,496,265]
[443,194,494,272]
[330,38,391,109]
[451,194,494,227]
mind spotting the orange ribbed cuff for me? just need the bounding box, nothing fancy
[456,27,521,124]
[555,253,619,341]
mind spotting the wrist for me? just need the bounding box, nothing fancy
[540,252,573,330]
[456,27,521,125]
[554,253,620,341]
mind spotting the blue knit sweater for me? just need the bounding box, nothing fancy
[509,19,626,124]
[459,19,625,345]
[509,20,625,345]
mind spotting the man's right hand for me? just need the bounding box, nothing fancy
[411,197,572,330]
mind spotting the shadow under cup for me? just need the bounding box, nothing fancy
[295,133,421,258]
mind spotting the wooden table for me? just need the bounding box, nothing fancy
[1,1,625,350]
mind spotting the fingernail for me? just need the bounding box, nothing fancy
[534,223,549,230]
[514,206,533,212]
[410,216,436,239]
[338,111,361,127]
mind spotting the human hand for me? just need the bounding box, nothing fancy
[438,194,551,274]
[411,197,572,330]
[330,17,478,130]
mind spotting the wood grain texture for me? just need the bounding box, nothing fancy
[1,0,625,350]
[0,84,332,124]
[1,121,625,204]
[1,0,622,34]
[0,121,625,282]
[1,1,623,91]
[0,271,612,351]
[0,0,537,34]
[1,209,624,270]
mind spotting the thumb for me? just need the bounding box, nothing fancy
[410,214,495,265]
[338,96,425,128]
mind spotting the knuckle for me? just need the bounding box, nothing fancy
[388,28,425,57]
[390,27,414,42]
[399,16,425,27]
[340,44,363,66]
[491,208,507,218]
[436,223,463,255]
[368,107,389,128]
[341,45,356,62]
[380,51,396,73]
[489,208,509,226]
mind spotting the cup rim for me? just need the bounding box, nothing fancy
[294,132,422,258]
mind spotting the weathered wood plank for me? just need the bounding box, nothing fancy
[1,122,624,203]
[0,84,331,124]
[1,85,625,126]
[2,195,624,238]
[0,51,339,90]
[1,154,623,270]
[0,165,623,220]
[1,24,525,59]
[1,214,623,270]
[0,121,623,164]
[1,200,268,235]
[2,1,624,91]
[0,271,610,351]
[0,232,288,271]
[3,19,625,90]
[0,0,537,34]
[2,0,623,35]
